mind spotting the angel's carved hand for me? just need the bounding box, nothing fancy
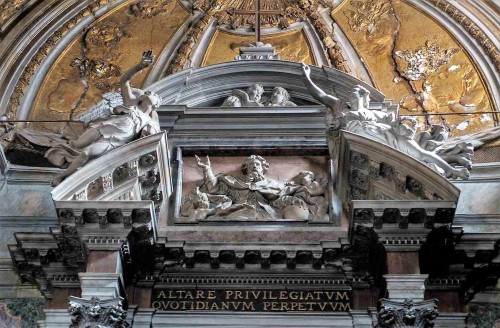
[141,50,154,67]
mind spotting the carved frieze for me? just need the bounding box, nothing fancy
[166,15,210,74]
[352,206,455,230]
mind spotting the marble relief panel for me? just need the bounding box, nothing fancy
[29,0,190,134]
[180,155,329,222]
[333,0,495,136]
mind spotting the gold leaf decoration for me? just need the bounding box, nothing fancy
[334,0,495,136]
[29,0,190,133]
[201,28,316,67]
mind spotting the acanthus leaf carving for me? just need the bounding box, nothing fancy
[68,296,129,328]
[377,298,439,328]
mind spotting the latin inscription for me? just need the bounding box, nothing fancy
[151,289,351,312]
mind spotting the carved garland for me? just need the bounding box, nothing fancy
[298,2,351,73]
[426,0,499,72]
[165,14,211,75]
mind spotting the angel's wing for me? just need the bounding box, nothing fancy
[73,88,142,124]
[73,92,123,124]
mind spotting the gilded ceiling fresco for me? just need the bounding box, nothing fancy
[201,28,316,66]
[29,0,189,133]
[333,0,496,136]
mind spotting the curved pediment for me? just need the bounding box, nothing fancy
[338,131,460,202]
[147,60,394,108]
[51,133,170,203]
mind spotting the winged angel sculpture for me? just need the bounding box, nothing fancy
[300,63,493,180]
[0,51,161,185]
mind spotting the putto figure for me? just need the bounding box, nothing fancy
[278,171,328,221]
[266,87,297,107]
[220,95,242,107]
[301,63,469,179]
[220,84,298,107]
[231,83,264,107]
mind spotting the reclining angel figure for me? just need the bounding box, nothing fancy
[0,51,162,186]
[49,50,161,185]
[301,63,469,179]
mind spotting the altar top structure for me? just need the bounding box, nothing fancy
[0,1,499,327]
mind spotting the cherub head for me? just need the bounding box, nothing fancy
[221,95,242,107]
[430,124,448,139]
[270,87,290,105]
[246,84,264,102]
[297,171,315,185]
[192,188,210,209]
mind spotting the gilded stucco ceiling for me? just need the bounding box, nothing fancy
[0,0,498,138]
[29,0,189,133]
[333,0,496,136]
[193,0,304,27]
[201,28,316,66]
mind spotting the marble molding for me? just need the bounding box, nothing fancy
[79,273,122,299]
[384,274,429,302]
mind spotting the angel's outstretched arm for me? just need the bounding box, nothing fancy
[301,63,340,111]
[232,89,250,103]
[120,50,154,107]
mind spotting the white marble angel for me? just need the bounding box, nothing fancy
[0,51,161,185]
[49,50,161,185]
[301,63,469,179]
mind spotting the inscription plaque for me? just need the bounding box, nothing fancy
[151,288,352,312]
